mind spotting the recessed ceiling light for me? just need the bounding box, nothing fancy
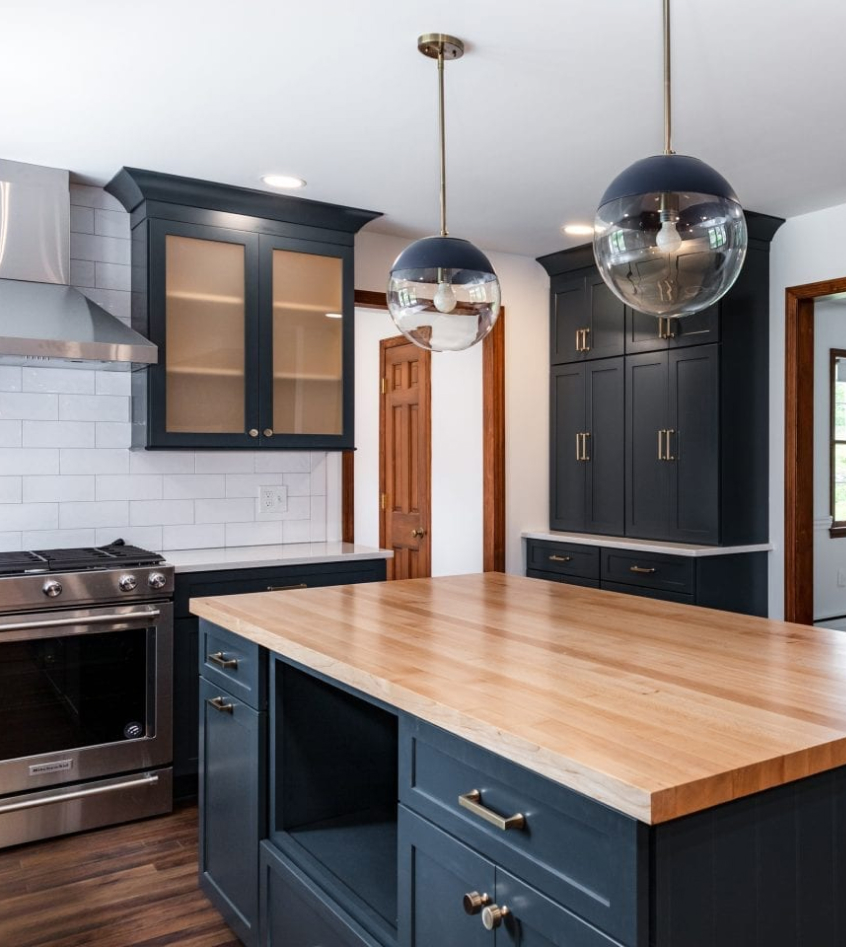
[562,224,595,236]
[261,174,306,190]
[325,312,343,319]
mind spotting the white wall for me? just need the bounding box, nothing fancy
[769,201,846,617]
[813,301,846,620]
[355,231,549,575]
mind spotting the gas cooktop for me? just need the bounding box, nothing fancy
[0,541,165,576]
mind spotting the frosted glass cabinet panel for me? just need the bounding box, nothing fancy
[165,235,247,434]
[270,250,344,437]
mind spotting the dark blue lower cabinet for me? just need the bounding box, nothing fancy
[199,676,266,947]
[260,841,382,947]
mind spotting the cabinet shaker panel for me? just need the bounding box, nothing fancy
[585,357,624,535]
[586,276,626,361]
[551,280,587,364]
[550,364,587,530]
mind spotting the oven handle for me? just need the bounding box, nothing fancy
[0,607,161,634]
[0,774,160,814]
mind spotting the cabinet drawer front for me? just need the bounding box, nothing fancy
[526,540,599,579]
[601,550,693,594]
[200,620,266,710]
[527,570,600,590]
[601,581,694,606]
[399,719,642,944]
[259,842,381,947]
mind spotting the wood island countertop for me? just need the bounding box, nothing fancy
[189,573,846,825]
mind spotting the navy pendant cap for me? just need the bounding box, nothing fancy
[390,235,496,276]
[598,154,739,208]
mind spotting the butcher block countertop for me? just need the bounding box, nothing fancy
[189,573,846,825]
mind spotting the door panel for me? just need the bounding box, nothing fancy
[550,364,586,531]
[585,358,624,535]
[382,340,431,579]
[551,280,587,364]
[625,308,667,354]
[669,304,719,348]
[626,352,670,539]
[668,346,720,543]
[586,277,626,360]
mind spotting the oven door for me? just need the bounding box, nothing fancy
[0,602,172,795]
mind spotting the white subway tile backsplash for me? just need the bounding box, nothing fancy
[163,474,225,500]
[70,259,96,288]
[162,524,225,550]
[95,422,131,448]
[226,473,284,498]
[281,473,311,497]
[96,526,163,550]
[0,421,21,447]
[94,208,130,239]
[24,476,95,503]
[310,453,327,496]
[95,372,132,397]
[0,368,22,392]
[0,531,23,551]
[22,368,95,394]
[195,498,255,524]
[282,496,311,520]
[70,183,124,211]
[95,262,131,291]
[225,521,283,546]
[24,421,95,448]
[310,496,327,542]
[59,394,128,423]
[129,452,194,475]
[0,478,22,503]
[0,392,58,420]
[254,452,311,473]
[280,519,313,544]
[194,452,256,474]
[59,501,128,529]
[23,529,97,549]
[0,503,59,531]
[61,449,128,475]
[97,475,162,501]
[70,233,131,266]
[130,499,194,527]
[0,448,60,476]
[70,204,94,234]
[78,288,131,322]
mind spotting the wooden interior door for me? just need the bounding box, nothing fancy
[380,337,431,579]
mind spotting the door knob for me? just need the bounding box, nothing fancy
[462,891,491,916]
[263,428,273,437]
[481,904,510,930]
[411,527,427,539]
[248,429,259,437]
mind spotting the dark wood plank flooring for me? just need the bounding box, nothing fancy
[0,805,239,946]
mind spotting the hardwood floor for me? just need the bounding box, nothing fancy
[0,805,239,947]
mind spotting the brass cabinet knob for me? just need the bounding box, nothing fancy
[411,527,427,539]
[263,428,273,437]
[462,891,491,916]
[249,429,259,437]
[481,904,510,931]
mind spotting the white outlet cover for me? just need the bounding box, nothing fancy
[257,484,289,518]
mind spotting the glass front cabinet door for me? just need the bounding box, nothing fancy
[144,222,353,450]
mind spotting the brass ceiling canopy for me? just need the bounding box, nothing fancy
[417,33,464,60]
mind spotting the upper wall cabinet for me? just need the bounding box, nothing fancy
[106,168,381,450]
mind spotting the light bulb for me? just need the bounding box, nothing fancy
[433,280,457,313]
[656,218,683,253]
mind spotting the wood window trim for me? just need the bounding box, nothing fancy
[784,277,846,623]
[346,289,506,572]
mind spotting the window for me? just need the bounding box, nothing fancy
[831,349,846,530]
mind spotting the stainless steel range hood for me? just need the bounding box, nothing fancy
[0,160,157,370]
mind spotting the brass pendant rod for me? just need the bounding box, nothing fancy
[663,0,674,155]
[438,47,448,236]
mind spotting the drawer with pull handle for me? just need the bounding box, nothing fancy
[526,540,599,580]
[199,620,267,710]
[399,717,641,943]
[601,549,694,594]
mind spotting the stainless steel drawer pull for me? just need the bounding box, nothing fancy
[208,696,234,714]
[208,651,238,670]
[0,774,159,815]
[266,583,308,592]
[629,565,657,575]
[458,789,526,831]
[548,554,572,563]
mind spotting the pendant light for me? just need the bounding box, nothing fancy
[593,0,747,318]
[387,34,501,352]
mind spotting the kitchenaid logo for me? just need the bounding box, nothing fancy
[29,759,73,776]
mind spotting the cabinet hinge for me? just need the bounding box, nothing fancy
[380,493,387,510]
[381,377,387,395]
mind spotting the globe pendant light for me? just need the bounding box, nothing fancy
[387,34,501,352]
[593,0,747,318]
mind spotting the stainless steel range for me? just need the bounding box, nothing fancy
[0,541,173,847]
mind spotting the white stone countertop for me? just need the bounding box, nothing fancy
[160,542,392,573]
[522,530,773,558]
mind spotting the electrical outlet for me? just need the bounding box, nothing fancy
[258,484,288,518]
[838,570,846,588]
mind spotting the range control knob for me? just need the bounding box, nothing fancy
[147,572,167,590]
[43,580,63,598]
[118,574,138,593]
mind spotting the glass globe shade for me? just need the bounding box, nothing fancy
[387,237,501,352]
[593,155,747,317]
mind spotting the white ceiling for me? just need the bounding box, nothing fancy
[4,0,846,258]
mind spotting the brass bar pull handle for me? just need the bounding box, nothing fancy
[665,317,676,339]
[208,696,234,714]
[576,432,581,460]
[575,328,583,352]
[582,327,591,351]
[548,554,572,563]
[658,316,666,340]
[666,428,676,461]
[458,789,526,831]
[629,565,657,574]
[267,583,308,592]
[582,431,591,461]
[658,429,665,460]
[208,651,238,670]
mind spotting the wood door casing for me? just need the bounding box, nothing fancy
[380,337,431,579]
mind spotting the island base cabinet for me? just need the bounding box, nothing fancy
[199,676,266,947]
[398,807,625,947]
[259,842,383,947]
